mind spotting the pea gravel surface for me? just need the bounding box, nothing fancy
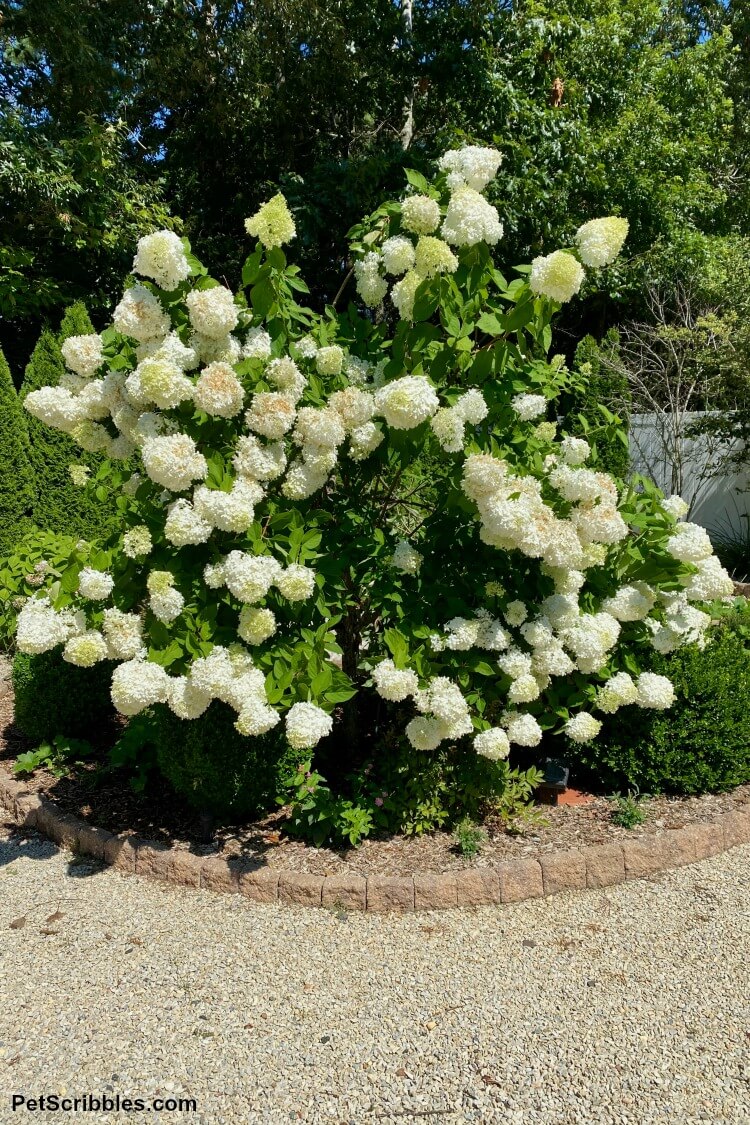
[0,810,748,1125]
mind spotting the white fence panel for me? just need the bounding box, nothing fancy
[628,412,750,536]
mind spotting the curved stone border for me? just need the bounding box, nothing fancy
[1,770,749,912]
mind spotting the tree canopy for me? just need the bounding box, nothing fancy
[1,0,747,364]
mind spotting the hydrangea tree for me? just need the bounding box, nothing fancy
[17,145,735,831]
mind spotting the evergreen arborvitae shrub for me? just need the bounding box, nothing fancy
[0,346,35,557]
[150,702,309,820]
[566,331,631,478]
[570,611,750,795]
[12,651,116,744]
[21,304,117,542]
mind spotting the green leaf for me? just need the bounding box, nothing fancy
[251,276,276,318]
[404,168,431,193]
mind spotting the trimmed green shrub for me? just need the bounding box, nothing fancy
[0,346,35,557]
[20,304,117,542]
[571,610,750,795]
[565,331,631,478]
[150,702,309,820]
[12,650,116,744]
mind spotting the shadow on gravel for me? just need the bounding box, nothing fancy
[0,825,57,868]
[0,822,108,882]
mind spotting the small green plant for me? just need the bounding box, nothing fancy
[609,789,648,828]
[107,715,158,794]
[453,816,486,857]
[14,735,95,778]
[284,765,375,848]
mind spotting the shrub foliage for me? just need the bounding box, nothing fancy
[14,146,739,840]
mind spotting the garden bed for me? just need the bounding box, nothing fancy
[2,661,749,880]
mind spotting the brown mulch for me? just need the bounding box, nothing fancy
[1,657,749,878]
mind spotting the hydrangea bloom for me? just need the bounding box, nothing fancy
[430,408,465,453]
[414,237,458,278]
[354,252,388,306]
[78,568,114,601]
[667,523,713,563]
[243,327,273,359]
[63,631,108,667]
[102,609,145,661]
[186,286,239,338]
[194,362,245,418]
[164,498,213,546]
[238,606,277,645]
[505,712,543,747]
[530,251,585,303]
[285,702,333,749]
[375,376,439,429]
[133,230,191,291]
[565,711,602,743]
[122,526,153,559]
[111,659,171,716]
[390,539,422,574]
[381,236,415,276]
[372,659,419,701]
[511,394,547,421]
[438,146,503,192]
[24,386,88,432]
[349,421,384,461]
[596,671,639,714]
[400,194,441,235]
[113,285,171,342]
[16,599,75,654]
[662,495,689,520]
[390,270,422,321]
[636,672,676,710]
[141,433,208,491]
[222,551,282,603]
[276,564,316,601]
[315,345,344,377]
[575,217,629,268]
[245,194,296,248]
[474,727,510,760]
[147,571,184,623]
[233,435,287,481]
[61,334,104,379]
[441,188,503,247]
[128,357,194,409]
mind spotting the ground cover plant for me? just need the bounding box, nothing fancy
[14,145,738,843]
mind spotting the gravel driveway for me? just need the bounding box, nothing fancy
[0,810,748,1125]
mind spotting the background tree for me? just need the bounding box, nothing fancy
[20,302,119,541]
[0,345,34,555]
[2,0,745,367]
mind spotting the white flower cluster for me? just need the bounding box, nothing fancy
[374,376,439,430]
[15,599,84,655]
[438,146,503,192]
[203,551,315,607]
[133,230,191,291]
[61,334,104,379]
[147,570,184,624]
[406,677,473,750]
[575,217,629,268]
[390,539,422,574]
[186,286,239,339]
[430,389,488,452]
[441,187,504,248]
[530,251,585,304]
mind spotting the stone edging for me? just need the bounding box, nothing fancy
[1,770,749,912]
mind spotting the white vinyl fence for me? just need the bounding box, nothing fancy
[629,412,750,537]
